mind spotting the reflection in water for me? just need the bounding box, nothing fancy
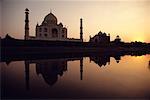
[90,55,121,67]
[1,54,150,99]
[24,55,121,90]
[35,59,67,86]
[24,57,85,90]
[114,55,121,63]
[148,60,150,69]
[80,58,83,80]
[90,55,110,67]
[25,61,30,90]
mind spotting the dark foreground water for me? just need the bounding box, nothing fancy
[1,54,150,99]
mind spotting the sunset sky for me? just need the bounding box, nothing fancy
[1,0,150,42]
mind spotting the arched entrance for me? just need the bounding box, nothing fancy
[52,28,58,38]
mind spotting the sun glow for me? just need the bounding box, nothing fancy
[132,35,146,42]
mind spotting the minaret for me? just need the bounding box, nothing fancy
[25,8,29,40]
[80,18,83,42]
[36,22,39,37]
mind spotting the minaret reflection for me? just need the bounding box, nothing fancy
[24,57,84,89]
[80,58,83,80]
[148,60,150,69]
[24,60,30,90]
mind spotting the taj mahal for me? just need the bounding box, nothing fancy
[25,8,83,42]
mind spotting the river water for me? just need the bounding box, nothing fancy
[1,54,150,99]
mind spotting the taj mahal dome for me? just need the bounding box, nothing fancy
[24,8,83,42]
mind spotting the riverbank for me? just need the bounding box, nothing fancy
[1,35,150,62]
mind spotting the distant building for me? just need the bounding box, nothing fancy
[89,31,110,44]
[24,8,83,42]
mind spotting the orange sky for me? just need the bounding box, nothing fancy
[1,0,150,42]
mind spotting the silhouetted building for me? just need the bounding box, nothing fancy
[114,35,121,43]
[36,12,67,40]
[24,8,83,42]
[89,31,110,44]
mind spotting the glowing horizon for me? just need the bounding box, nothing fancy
[1,0,150,42]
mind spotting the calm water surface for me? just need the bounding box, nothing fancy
[1,55,150,99]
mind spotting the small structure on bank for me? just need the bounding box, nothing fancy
[89,31,110,44]
[114,35,121,43]
[24,8,83,42]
